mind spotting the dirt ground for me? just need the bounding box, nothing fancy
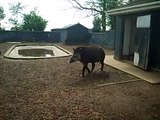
[0,42,160,120]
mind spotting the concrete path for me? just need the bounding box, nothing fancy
[104,55,160,84]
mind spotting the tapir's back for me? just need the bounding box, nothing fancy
[80,46,105,63]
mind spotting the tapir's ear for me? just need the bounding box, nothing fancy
[73,48,75,51]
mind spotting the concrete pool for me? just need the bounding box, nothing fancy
[4,45,72,59]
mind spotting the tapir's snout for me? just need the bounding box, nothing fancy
[69,54,81,63]
[70,56,74,63]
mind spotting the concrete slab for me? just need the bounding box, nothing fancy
[105,55,160,84]
[4,45,72,60]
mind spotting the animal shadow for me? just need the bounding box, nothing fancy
[70,71,110,87]
[84,71,110,80]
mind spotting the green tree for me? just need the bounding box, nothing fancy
[9,2,25,31]
[0,5,5,30]
[0,6,5,20]
[68,0,123,31]
[92,16,101,32]
[21,10,48,31]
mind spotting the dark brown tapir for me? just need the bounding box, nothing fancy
[70,46,105,76]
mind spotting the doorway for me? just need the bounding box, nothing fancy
[150,12,160,71]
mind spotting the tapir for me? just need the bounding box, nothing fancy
[70,46,105,76]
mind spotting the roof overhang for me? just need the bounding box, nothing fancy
[107,1,160,16]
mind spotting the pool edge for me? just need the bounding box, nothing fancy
[3,44,73,60]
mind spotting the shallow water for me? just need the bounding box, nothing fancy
[4,45,72,59]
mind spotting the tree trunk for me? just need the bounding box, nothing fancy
[101,12,106,31]
[101,0,107,31]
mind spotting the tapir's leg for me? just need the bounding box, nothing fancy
[82,65,86,76]
[91,62,95,72]
[82,63,90,76]
[86,63,90,73]
[101,61,104,71]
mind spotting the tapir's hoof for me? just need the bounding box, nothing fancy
[80,74,84,77]
[88,71,92,74]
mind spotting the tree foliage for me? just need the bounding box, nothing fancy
[92,16,101,32]
[68,0,159,31]
[8,2,48,31]
[0,6,5,20]
[9,2,25,31]
[0,6,5,30]
[68,0,123,31]
[21,11,48,31]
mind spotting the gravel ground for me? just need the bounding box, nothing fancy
[0,43,160,120]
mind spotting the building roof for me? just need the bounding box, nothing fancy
[107,1,160,16]
[51,23,88,31]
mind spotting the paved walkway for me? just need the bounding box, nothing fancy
[104,55,160,84]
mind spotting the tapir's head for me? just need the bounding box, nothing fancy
[70,47,82,63]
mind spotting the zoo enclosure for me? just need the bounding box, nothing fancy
[0,30,115,49]
[0,31,60,43]
[90,30,115,49]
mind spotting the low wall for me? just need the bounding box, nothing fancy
[90,30,115,49]
[0,31,60,43]
[0,31,115,49]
